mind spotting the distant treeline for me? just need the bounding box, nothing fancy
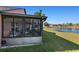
[44,22,79,26]
[44,22,79,29]
[61,23,79,26]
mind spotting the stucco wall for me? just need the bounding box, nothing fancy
[3,37,42,46]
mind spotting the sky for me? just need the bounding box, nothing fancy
[12,6,79,24]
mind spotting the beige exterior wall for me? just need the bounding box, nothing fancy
[0,14,2,47]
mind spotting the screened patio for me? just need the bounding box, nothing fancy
[0,13,47,47]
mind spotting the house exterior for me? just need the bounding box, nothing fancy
[0,6,47,48]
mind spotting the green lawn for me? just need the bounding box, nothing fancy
[0,30,79,52]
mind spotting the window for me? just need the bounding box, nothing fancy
[2,16,42,38]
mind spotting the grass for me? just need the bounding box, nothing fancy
[47,28,79,45]
[0,28,79,52]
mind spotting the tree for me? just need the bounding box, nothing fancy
[44,22,49,26]
[66,23,73,26]
[34,10,45,16]
[69,23,73,26]
[75,23,79,25]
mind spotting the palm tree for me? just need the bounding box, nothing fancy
[34,10,45,16]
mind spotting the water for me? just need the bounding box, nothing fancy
[49,28,79,34]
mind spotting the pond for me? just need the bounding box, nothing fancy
[49,28,79,34]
